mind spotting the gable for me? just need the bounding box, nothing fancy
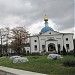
[41,30,61,36]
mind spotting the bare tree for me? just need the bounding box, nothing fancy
[11,27,30,55]
[4,27,10,55]
[0,27,11,56]
[0,28,5,55]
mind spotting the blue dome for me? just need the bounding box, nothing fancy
[41,26,53,33]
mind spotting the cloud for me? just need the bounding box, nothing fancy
[0,15,26,28]
[60,27,75,38]
[0,0,74,36]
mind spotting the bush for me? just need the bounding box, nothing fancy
[0,54,3,57]
[44,51,57,55]
[62,46,67,55]
[31,52,40,56]
[63,60,75,67]
[31,56,40,59]
[67,50,74,55]
[74,49,75,57]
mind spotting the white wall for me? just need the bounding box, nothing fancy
[24,47,30,53]
[63,34,74,51]
[30,30,74,53]
[30,36,39,53]
[7,48,14,53]
[41,30,60,35]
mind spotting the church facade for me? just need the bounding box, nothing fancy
[30,16,74,53]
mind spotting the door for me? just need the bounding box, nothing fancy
[48,43,55,51]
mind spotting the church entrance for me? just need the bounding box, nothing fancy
[48,43,55,51]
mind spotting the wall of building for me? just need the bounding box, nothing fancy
[63,34,74,51]
[39,34,63,52]
[30,30,74,53]
[41,30,60,35]
[24,47,30,53]
[30,36,39,53]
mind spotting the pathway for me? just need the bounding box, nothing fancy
[0,66,47,75]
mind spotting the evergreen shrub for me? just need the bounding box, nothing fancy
[63,60,75,67]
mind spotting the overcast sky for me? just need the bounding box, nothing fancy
[0,0,74,37]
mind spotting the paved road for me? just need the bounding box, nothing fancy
[0,66,47,75]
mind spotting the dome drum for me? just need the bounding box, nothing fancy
[41,26,53,33]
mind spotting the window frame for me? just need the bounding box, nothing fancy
[66,38,68,41]
[66,44,69,49]
[34,45,37,51]
[34,40,37,42]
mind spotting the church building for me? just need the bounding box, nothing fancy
[30,16,74,53]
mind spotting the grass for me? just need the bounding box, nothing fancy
[0,55,75,75]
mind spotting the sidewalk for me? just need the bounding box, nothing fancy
[0,66,47,75]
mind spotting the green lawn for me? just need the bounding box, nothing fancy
[0,55,75,75]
